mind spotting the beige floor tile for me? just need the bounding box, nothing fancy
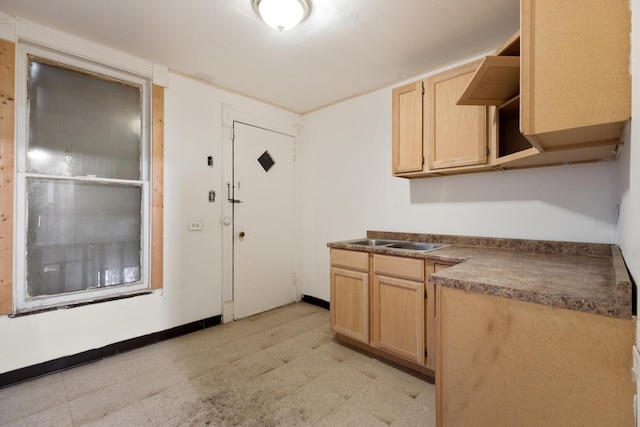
[62,359,126,401]
[231,348,285,380]
[291,311,331,331]
[127,363,190,400]
[155,332,212,362]
[246,365,310,401]
[341,351,403,380]
[315,404,389,427]
[192,383,270,426]
[2,402,72,427]
[68,381,136,426]
[346,383,417,424]
[0,374,68,424]
[214,337,264,363]
[286,350,342,379]
[244,322,309,351]
[216,312,282,340]
[292,325,335,351]
[259,335,316,363]
[0,373,62,401]
[80,403,152,427]
[311,364,375,399]
[271,382,345,426]
[112,345,174,378]
[191,363,250,400]
[173,348,228,379]
[140,381,204,426]
[415,382,436,406]
[390,397,437,427]
[373,365,431,398]
[318,339,372,364]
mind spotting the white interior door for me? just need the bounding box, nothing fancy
[232,122,296,319]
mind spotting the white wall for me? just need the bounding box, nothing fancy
[301,74,620,302]
[0,71,300,374]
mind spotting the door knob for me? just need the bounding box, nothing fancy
[239,231,245,238]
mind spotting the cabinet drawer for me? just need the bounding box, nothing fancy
[331,249,368,271]
[374,254,424,281]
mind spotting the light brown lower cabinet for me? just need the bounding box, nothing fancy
[372,254,425,365]
[330,249,369,344]
[435,286,635,427]
[330,249,463,375]
[424,261,456,371]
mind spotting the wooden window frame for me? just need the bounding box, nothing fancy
[0,40,164,315]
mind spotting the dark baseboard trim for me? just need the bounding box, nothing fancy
[302,294,330,310]
[0,314,222,389]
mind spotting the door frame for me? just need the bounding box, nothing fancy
[221,104,303,323]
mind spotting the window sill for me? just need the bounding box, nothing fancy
[8,290,155,318]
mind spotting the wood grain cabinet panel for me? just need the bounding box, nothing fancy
[435,286,635,427]
[372,273,425,365]
[330,249,369,344]
[392,81,424,174]
[424,260,457,370]
[427,61,487,170]
[520,0,630,149]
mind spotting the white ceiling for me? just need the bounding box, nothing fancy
[0,0,519,114]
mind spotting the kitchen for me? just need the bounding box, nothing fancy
[0,0,639,425]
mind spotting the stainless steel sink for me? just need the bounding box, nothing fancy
[386,242,444,251]
[345,238,447,252]
[347,239,397,246]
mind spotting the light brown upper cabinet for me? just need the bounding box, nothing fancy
[392,0,630,178]
[392,81,424,175]
[459,0,630,170]
[519,0,630,158]
[427,61,488,170]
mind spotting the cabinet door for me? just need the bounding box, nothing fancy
[330,267,369,344]
[372,274,425,364]
[427,61,487,169]
[392,81,424,174]
[520,0,630,147]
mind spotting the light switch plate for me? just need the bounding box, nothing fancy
[188,220,203,231]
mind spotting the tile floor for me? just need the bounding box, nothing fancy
[0,302,435,426]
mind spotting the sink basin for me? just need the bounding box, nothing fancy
[348,239,396,246]
[342,238,448,252]
[387,242,445,251]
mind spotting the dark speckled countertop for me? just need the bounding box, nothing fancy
[327,231,633,319]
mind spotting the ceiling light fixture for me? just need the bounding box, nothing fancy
[253,0,310,31]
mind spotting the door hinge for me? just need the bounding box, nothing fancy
[424,289,427,299]
[231,126,235,141]
[422,156,425,165]
[425,349,428,357]
[486,146,490,156]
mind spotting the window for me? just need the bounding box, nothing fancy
[15,45,151,312]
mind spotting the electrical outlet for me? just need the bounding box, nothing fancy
[188,220,203,231]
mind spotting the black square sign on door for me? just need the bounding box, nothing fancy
[257,150,275,172]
